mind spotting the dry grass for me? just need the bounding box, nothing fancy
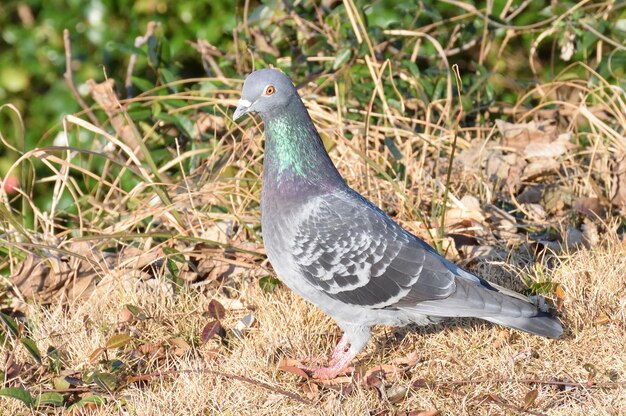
[0,239,625,415]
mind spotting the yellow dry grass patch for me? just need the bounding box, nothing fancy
[1,238,625,415]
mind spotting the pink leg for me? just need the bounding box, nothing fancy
[310,347,357,379]
[298,334,356,380]
[329,334,349,364]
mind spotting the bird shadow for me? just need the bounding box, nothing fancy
[359,316,566,369]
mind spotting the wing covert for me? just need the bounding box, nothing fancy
[291,190,456,308]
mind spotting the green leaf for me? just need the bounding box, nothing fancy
[166,257,180,276]
[124,304,147,321]
[259,276,280,293]
[160,67,177,90]
[67,394,105,410]
[52,376,71,390]
[163,247,186,263]
[20,338,42,364]
[91,372,118,392]
[0,312,19,338]
[131,76,154,92]
[106,334,132,349]
[148,35,159,68]
[106,41,145,56]
[172,114,197,139]
[333,48,352,70]
[34,392,64,407]
[0,386,33,406]
[47,345,62,373]
[384,137,403,160]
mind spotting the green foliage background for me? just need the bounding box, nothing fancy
[0,0,625,211]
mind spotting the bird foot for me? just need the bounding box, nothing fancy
[301,340,357,379]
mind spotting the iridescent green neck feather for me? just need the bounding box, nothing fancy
[265,115,312,177]
[262,104,343,191]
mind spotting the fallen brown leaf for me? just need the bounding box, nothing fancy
[278,365,309,380]
[574,197,606,219]
[407,410,441,416]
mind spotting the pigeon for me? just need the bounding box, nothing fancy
[233,68,563,379]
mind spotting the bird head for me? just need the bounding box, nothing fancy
[233,68,297,121]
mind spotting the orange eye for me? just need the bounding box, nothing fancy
[264,85,276,95]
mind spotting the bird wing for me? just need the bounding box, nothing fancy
[291,189,458,308]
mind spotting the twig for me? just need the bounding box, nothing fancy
[125,21,158,98]
[125,368,313,405]
[432,377,626,389]
[63,29,98,125]
[32,368,313,405]
[187,40,227,81]
[478,393,547,416]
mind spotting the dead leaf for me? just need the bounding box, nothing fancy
[168,337,191,356]
[391,351,420,367]
[565,227,585,249]
[278,358,304,367]
[201,320,223,344]
[523,133,572,158]
[506,156,526,192]
[250,27,279,55]
[542,186,575,214]
[459,245,500,262]
[365,374,383,389]
[522,157,560,180]
[497,119,554,150]
[194,113,226,137]
[522,389,539,409]
[88,347,106,363]
[574,197,606,219]
[412,379,429,389]
[278,364,309,380]
[407,410,441,416]
[457,139,487,172]
[486,205,520,241]
[301,382,319,400]
[87,78,146,159]
[364,364,404,379]
[315,376,352,386]
[612,154,626,209]
[524,203,547,222]
[139,343,165,358]
[486,151,517,183]
[446,195,485,224]
[492,329,511,349]
[517,186,543,204]
[9,243,159,306]
[207,299,226,320]
[555,285,566,311]
[385,384,408,404]
[581,218,600,247]
[119,307,135,324]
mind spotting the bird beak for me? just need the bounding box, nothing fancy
[233,99,252,121]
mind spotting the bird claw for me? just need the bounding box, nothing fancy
[294,361,354,379]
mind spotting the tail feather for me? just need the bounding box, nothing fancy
[484,312,563,339]
[400,268,564,339]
